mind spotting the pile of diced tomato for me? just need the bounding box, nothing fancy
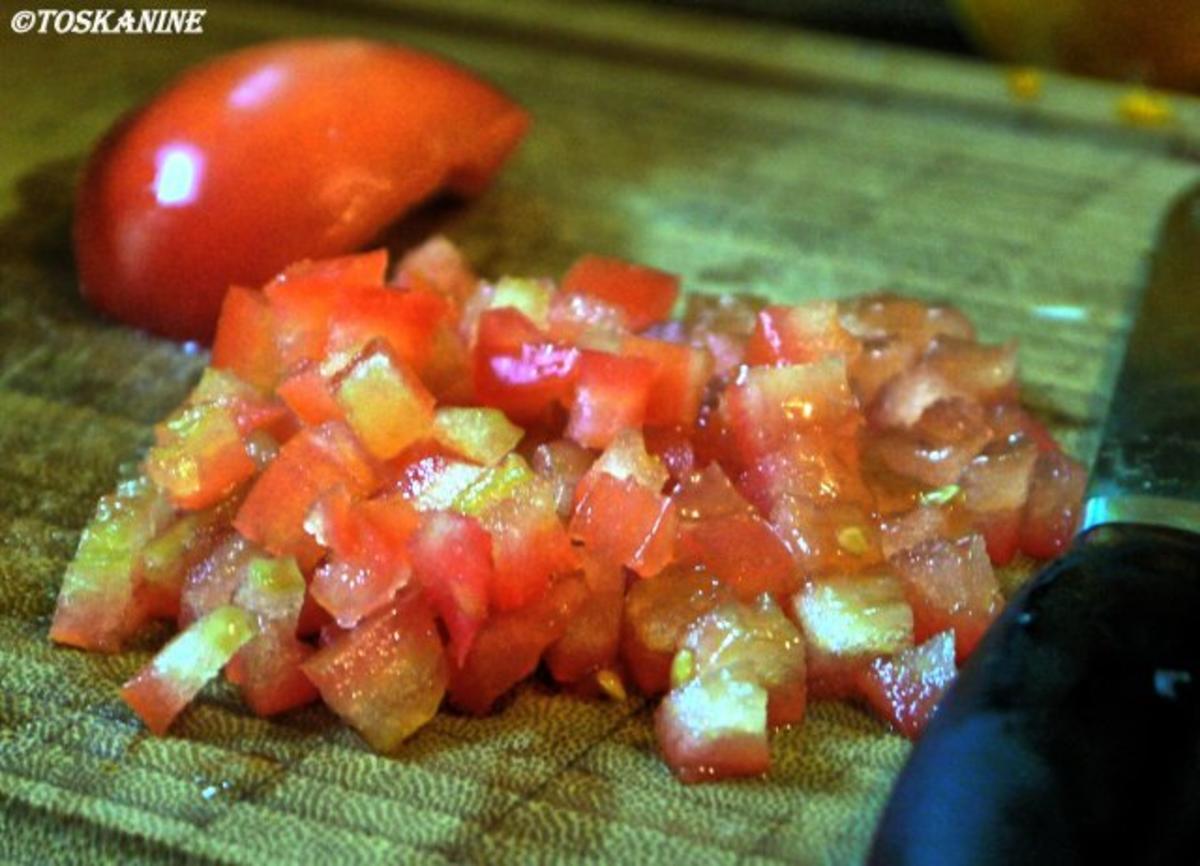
[50,239,1085,782]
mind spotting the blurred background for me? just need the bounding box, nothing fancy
[660,0,1200,91]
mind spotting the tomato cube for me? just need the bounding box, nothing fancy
[146,402,256,511]
[448,573,588,715]
[432,407,524,467]
[960,438,1038,565]
[1020,451,1086,559]
[473,307,580,426]
[121,604,256,734]
[676,595,806,727]
[870,397,992,488]
[545,553,625,685]
[791,574,914,698]
[561,255,680,331]
[924,336,1017,402]
[211,285,283,391]
[334,341,435,460]
[134,497,237,621]
[277,364,342,427]
[409,511,493,666]
[389,447,487,512]
[229,554,318,716]
[566,350,657,449]
[855,630,956,739]
[178,532,256,628]
[570,473,677,577]
[745,302,859,367]
[235,421,378,567]
[326,285,450,371]
[531,438,595,519]
[50,477,173,652]
[655,673,770,783]
[621,335,713,430]
[890,533,1001,662]
[303,593,447,753]
[726,359,859,457]
[620,565,733,696]
[393,235,477,308]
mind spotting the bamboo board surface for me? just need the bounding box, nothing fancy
[1,1,1198,863]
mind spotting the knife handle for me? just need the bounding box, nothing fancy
[868,523,1200,866]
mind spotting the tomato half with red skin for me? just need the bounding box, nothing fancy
[75,39,529,342]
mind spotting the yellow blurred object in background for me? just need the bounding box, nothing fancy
[953,0,1200,92]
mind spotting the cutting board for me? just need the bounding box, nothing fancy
[2,1,1198,863]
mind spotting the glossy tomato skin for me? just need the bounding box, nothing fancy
[75,39,529,341]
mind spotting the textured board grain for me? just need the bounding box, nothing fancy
[1,0,1198,863]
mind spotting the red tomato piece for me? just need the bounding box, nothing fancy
[869,364,963,431]
[570,473,678,577]
[620,565,733,697]
[276,364,342,427]
[303,592,448,753]
[448,573,588,715]
[655,673,770,784]
[621,335,713,430]
[870,397,993,488]
[675,512,798,600]
[309,492,420,628]
[211,286,283,390]
[326,285,451,371]
[473,307,581,426]
[393,235,479,308]
[75,40,528,341]
[566,350,657,449]
[924,336,1018,403]
[642,425,697,482]
[531,438,595,519]
[839,294,974,352]
[790,574,915,699]
[409,511,493,666]
[848,336,919,407]
[178,532,256,628]
[676,594,807,727]
[561,255,680,331]
[891,533,1002,663]
[1020,451,1087,559]
[725,359,860,458]
[121,605,256,734]
[960,438,1038,565]
[745,302,860,367]
[234,421,378,567]
[50,477,173,652]
[855,630,956,739]
[545,552,625,685]
[769,496,884,578]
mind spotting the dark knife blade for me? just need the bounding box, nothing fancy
[869,182,1200,866]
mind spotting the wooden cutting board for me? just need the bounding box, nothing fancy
[2,1,1198,863]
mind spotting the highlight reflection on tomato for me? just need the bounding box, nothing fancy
[74,39,529,342]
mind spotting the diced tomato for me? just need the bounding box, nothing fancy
[839,294,973,352]
[890,533,1001,662]
[790,574,914,698]
[178,532,256,628]
[620,565,733,696]
[409,510,493,666]
[655,673,770,784]
[769,495,884,578]
[135,497,238,621]
[577,429,669,502]
[393,236,478,308]
[234,421,378,567]
[675,510,798,600]
[869,397,992,488]
[531,438,594,519]
[676,594,806,727]
[848,337,918,407]
[566,350,656,449]
[277,364,342,427]
[50,477,173,652]
[1020,450,1086,559]
[309,492,420,628]
[391,447,488,512]
[960,438,1038,565]
[725,359,859,457]
[879,506,951,560]
[453,455,577,609]
[855,630,956,739]
[985,402,1060,454]
[621,335,713,430]
[545,552,625,685]
[185,368,293,440]
[485,276,554,330]
[448,573,588,715]
[303,592,447,753]
[682,292,765,376]
[570,473,677,577]
[121,604,256,734]
[333,340,435,460]
[561,255,680,331]
[924,337,1017,402]
[547,291,630,344]
[146,402,256,511]
[869,364,963,431]
[326,285,451,371]
[745,302,860,367]
[432,407,524,467]
[228,554,318,716]
[740,431,871,514]
[473,307,580,425]
[211,286,283,390]
[642,426,696,482]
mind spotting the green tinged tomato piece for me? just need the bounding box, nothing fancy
[488,276,553,329]
[50,477,173,652]
[234,556,306,625]
[334,345,435,459]
[432,407,524,467]
[451,453,536,516]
